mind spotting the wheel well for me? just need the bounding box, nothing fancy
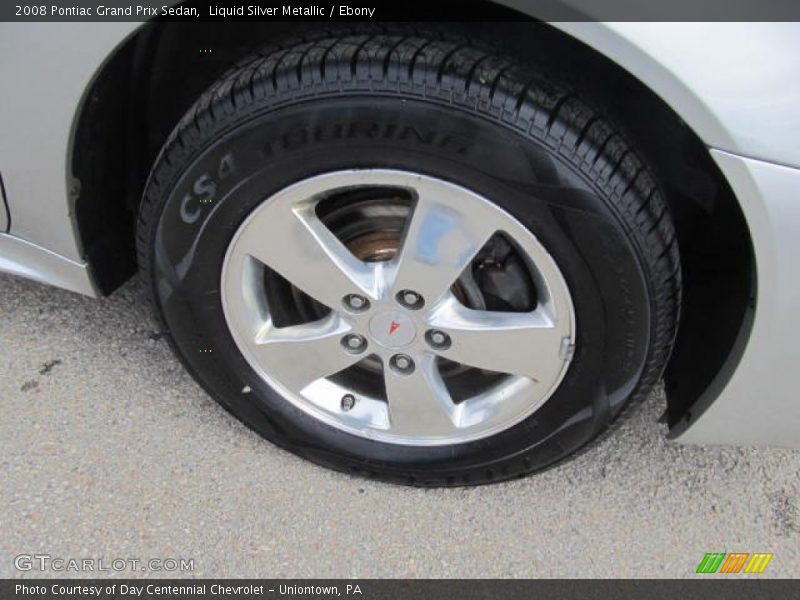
[70,17,754,432]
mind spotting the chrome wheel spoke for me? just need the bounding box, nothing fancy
[237,199,376,310]
[252,313,361,391]
[391,194,496,306]
[428,294,564,381]
[383,355,459,437]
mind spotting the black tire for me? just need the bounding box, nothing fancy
[137,31,681,486]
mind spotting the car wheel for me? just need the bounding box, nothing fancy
[137,32,681,486]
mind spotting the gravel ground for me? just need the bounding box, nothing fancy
[1,272,799,579]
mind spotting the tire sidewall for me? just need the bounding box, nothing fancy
[148,95,651,477]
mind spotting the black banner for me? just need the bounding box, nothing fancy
[2,579,799,600]
[3,0,800,22]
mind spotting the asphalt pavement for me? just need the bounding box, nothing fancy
[2,272,799,578]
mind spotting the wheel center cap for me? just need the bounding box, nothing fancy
[369,310,416,348]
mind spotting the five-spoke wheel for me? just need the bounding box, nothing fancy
[221,170,575,445]
[140,32,680,484]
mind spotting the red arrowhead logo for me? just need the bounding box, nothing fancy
[388,321,400,335]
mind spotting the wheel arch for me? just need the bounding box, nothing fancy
[68,12,755,435]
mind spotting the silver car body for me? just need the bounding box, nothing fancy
[1,20,799,446]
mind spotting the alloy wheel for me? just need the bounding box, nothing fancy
[221,170,576,446]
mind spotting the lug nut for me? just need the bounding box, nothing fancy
[425,329,451,350]
[341,394,356,411]
[343,294,370,312]
[342,333,367,354]
[396,289,424,310]
[390,354,415,375]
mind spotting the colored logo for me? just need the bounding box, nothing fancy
[388,321,400,335]
[696,552,773,574]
